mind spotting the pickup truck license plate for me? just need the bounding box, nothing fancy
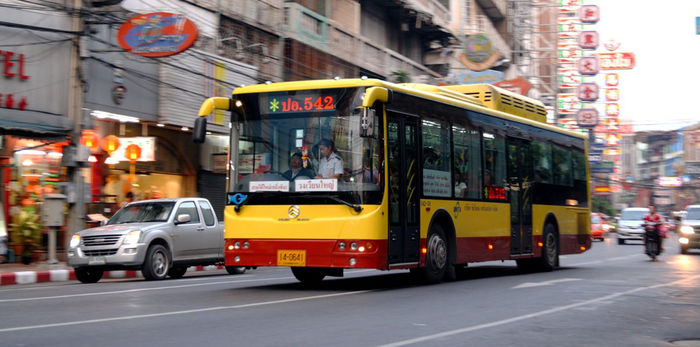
[88,256,106,265]
[277,250,306,266]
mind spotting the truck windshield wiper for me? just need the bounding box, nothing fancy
[328,195,363,213]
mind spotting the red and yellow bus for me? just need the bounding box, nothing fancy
[193,79,591,284]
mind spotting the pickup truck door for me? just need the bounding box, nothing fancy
[197,200,223,259]
[171,200,204,260]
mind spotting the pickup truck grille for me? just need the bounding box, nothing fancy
[82,234,122,247]
[83,249,119,256]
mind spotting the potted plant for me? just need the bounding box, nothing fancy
[9,209,43,264]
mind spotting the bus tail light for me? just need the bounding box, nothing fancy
[488,244,493,250]
[421,247,427,254]
[537,242,543,247]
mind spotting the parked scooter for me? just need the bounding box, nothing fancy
[642,221,662,261]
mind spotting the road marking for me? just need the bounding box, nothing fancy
[512,278,581,289]
[567,253,642,266]
[379,274,700,347]
[0,289,375,333]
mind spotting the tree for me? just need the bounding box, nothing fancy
[593,198,616,217]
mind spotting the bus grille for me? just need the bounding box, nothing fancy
[82,234,122,247]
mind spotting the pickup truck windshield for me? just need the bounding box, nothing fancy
[108,202,175,224]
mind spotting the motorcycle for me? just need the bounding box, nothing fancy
[642,221,662,261]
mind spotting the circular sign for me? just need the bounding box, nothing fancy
[117,12,198,58]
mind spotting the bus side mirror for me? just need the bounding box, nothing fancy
[193,117,207,144]
[360,108,375,138]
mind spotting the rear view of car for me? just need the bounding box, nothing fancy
[679,205,700,254]
[591,213,604,241]
[616,207,649,244]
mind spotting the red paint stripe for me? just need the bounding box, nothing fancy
[1,273,16,285]
[195,265,204,271]
[68,270,76,281]
[125,270,138,278]
[36,271,51,283]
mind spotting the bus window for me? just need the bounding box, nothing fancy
[532,142,552,183]
[482,132,506,200]
[552,144,572,186]
[572,149,586,181]
[422,117,451,197]
[452,124,481,199]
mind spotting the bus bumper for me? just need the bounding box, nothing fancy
[224,239,388,270]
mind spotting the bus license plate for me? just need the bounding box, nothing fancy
[277,250,306,266]
[88,256,105,265]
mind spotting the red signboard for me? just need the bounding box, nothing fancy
[578,31,599,50]
[579,5,600,24]
[576,108,598,128]
[577,83,599,102]
[117,12,198,57]
[578,56,599,75]
[493,77,532,95]
[595,52,636,70]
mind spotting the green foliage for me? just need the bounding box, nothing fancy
[390,70,410,83]
[9,209,43,254]
[593,198,616,217]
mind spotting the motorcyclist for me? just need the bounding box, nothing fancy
[643,204,665,253]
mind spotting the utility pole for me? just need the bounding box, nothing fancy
[65,0,86,249]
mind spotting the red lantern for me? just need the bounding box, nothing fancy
[125,144,141,163]
[101,135,121,155]
[80,130,99,150]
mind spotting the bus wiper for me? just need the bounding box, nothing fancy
[329,196,363,213]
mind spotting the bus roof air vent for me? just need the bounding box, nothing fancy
[441,84,547,123]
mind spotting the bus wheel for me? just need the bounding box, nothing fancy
[538,224,559,271]
[142,244,170,280]
[291,267,325,284]
[75,267,104,283]
[225,266,246,275]
[423,224,448,283]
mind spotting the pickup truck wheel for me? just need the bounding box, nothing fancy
[167,266,187,279]
[142,244,170,280]
[225,266,246,275]
[75,267,103,283]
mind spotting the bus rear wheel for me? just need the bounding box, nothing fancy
[291,267,326,284]
[421,224,448,284]
[538,224,559,271]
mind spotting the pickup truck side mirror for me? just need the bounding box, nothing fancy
[175,214,192,224]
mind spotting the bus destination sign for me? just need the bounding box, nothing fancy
[262,91,336,115]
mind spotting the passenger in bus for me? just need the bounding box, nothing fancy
[283,152,314,181]
[315,139,344,179]
[455,172,467,198]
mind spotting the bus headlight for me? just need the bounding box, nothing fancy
[680,226,695,235]
[124,230,141,244]
[69,234,81,248]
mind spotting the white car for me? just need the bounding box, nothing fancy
[616,207,649,244]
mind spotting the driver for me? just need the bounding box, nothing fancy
[282,152,313,181]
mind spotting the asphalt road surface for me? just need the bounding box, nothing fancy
[1,233,699,347]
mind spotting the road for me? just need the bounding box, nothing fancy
[1,234,699,347]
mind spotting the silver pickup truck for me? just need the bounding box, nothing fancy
[68,197,245,283]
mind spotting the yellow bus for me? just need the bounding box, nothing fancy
[193,78,591,284]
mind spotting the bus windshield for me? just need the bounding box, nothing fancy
[229,87,382,203]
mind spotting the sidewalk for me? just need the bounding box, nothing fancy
[0,261,224,286]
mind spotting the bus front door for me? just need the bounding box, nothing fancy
[387,113,420,266]
[507,138,533,255]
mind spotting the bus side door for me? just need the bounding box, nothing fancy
[507,138,533,255]
[387,113,420,265]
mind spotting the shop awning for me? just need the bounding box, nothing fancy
[0,109,73,138]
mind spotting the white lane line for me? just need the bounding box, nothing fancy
[567,253,642,266]
[378,274,700,347]
[0,276,289,303]
[512,278,581,289]
[0,289,375,333]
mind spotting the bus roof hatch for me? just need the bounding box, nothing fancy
[442,84,547,123]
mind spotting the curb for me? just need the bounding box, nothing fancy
[0,265,225,286]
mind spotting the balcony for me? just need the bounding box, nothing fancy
[403,0,452,29]
[476,0,507,21]
[188,0,283,33]
[284,2,443,81]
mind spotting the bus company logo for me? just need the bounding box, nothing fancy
[288,205,300,219]
[117,12,198,58]
[229,193,248,205]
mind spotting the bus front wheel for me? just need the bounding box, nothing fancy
[291,267,326,284]
[422,224,448,284]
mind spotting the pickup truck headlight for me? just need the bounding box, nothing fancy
[69,234,80,248]
[680,226,695,235]
[124,230,142,244]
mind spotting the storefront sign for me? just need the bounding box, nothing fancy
[108,137,156,162]
[579,5,600,24]
[117,12,198,57]
[578,31,599,50]
[457,70,503,84]
[658,177,682,187]
[0,49,30,110]
[576,108,598,128]
[578,56,599,76]
[577,83,599,102]
[595,52,636,70]
[458,34,500,72]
